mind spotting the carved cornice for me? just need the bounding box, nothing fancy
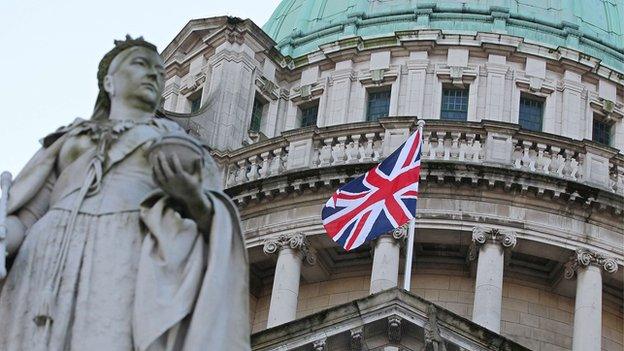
[435,65,478,87]
[564,248,619,279]
[588,92,624,121]
[290,80,325,103]
[179,71,207,96]
[468,226,517,261]
[255,75,280,101]
[515,75,556,94]
[262,233,316,265]
[358,68,399,86]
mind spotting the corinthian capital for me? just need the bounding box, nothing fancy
[564,248,619,279]
[262,233,316,265]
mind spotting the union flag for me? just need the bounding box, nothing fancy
[321,129,422,251]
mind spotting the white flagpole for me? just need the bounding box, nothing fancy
[403,218,415,291]
[403,120,425,291]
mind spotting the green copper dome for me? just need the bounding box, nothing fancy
[263,0,624,72]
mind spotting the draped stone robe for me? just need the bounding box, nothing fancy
[0,118,250,351]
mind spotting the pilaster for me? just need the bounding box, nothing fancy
[403,53,429,117]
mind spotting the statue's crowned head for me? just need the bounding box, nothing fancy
[92,35,165,120]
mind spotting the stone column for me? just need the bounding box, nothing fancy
[263,233,313,328]
[564,249,619,351]
[469,226,517,333]
[370,225,406,294]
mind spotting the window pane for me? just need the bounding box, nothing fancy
[189,90,202,113]
[250,97,263,132]
[592,118,612,146]
[301,104,318,127]
[519,95,544,132]
[367,90,391,122]
[441,88,468,121]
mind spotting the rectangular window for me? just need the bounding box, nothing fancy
[300,102,319,127]
[519,94,544,132]
[250,96,264,132]
[189,89,202,113]
[592,116,613,146]
[366,89,391,122]
[441,87,469,121]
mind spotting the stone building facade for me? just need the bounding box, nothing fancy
[160,1,623,350]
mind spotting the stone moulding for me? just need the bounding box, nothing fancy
[250,288,529,351]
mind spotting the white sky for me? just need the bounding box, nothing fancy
[0,0,282,176]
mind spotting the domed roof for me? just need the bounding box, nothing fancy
[263,0,624,72]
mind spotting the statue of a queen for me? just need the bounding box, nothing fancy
[0,36,251,351]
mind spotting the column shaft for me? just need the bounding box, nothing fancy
[267,247,302,328]
[472,242,504,332]
[370,235,400,294]
[572,265,602,351]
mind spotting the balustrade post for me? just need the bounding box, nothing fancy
[583,143,614,189]
[285,132,314,171]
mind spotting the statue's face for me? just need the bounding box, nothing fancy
[105,46,165,111]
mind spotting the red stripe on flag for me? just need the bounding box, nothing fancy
[345,211,371,251]
[401,130,421,168]
[335,191,368,200]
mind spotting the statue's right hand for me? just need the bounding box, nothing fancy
[3,215,26,257]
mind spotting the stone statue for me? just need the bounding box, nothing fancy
[0,36,250,350]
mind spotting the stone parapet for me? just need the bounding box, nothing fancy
[216,119,624,210]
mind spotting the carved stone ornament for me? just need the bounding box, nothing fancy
[350,327,363,351]
[392,222,409,240]
[262,233,316,265]
[424,304,446,351]
[312,338,326,351]
[255,76,279,100]
[564,248,619,279]
[387,316,402,343]
[468,226,517,261]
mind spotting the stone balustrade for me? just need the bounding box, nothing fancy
[213,118,623,199]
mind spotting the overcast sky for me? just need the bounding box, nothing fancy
[0,0,282,176]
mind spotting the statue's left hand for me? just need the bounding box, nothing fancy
[152,152,213,233]
[152,151,202,201]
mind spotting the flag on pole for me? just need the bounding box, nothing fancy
[321,128,423,251]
